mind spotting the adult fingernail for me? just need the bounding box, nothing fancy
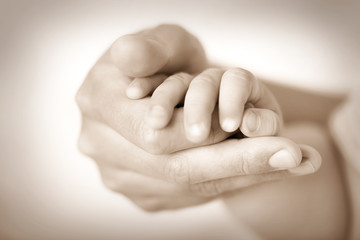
[222,118,238,132]
[245,109,260,132]
[288,161,317,175]
[269,150,297,168]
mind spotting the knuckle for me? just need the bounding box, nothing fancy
[132,198,164,212]
[236,153,251,175]
[225,68,254,88]
[102,175,121,193]
[164,155,191,184]
[172,72,192,81]
[77,131,98,158]
[152,88,169,98]
[89,63,119,81]
[76,65,114,114]
[99,169,130,195]
[271,111,281,135]
[238,150,256,174]
[198,68,223,83]
[75,83,93,113]
[227,149,253,175]
[225,68,261,102]
[170,72,192,87]
[190,181,222,197]
[140,126,168,155]
[156,24,187,36]
[226,67,255,82]
[88,65,105,80]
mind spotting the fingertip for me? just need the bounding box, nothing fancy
[269,149,300,168]
[288,145,322,175]
[110,35,169,77]
[242,109,260,133]
[186,123,208,143]
[221,118,239,132]
[300,144,322,171]
[241,108,281,137]
[126,85,143,99]
[126,79,148,99]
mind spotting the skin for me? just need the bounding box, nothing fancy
[76,50,317,210]
[224,122,348,239]
[128,67,282,143]
[76,24,347,238]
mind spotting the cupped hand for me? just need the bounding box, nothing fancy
[77,24,283,154]
[76,24,322,211]
[78,115,321,211]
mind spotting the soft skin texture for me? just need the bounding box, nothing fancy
[79,115,320,211]
[110,24,207,78]
[77,56,319,211]
[224,123,348,240]
[76,24,347,238]
[128,67,282,143]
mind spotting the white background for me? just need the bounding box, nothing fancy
[0,1,359,239]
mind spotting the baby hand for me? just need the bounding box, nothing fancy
[126,68,282,143]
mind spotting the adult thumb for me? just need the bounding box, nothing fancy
[110,24,207,77]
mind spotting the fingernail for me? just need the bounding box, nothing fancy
[187,123,207,142]
[269,150,297,168]
[246,110,260,132]
[222,118,238,132]
[190,123,204,136]
[288,161,317,175]
[126,83,142,99]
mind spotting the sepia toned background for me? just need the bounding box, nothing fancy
[0,0,359,239]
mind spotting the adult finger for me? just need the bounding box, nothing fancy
[190,144,322,197]
[288,144,322,175]
[97,164,187,198]
[161,137,303,184]
[129,194,209,212]
[77,116,227,184]
[110,24,207,77]
[79,116,302,189]
[97,164,209,212]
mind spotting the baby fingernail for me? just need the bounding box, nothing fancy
[222,118,238,132]
[126,80,144,99]
[245,110,259,132]
[190,123,204,136]
[288,161,317,175]
[269,150,298,168]
[126,86,142,99]
[187,123,207,142]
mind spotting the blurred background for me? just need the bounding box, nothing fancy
[0,0,359,239]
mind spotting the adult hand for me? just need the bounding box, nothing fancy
[77,24,283,155]
[78,115,321,211]
[76,24,321,211]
